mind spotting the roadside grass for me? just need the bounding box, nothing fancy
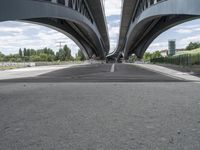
[176,48,200,56]
[0,66,19,70]
[151,47,200,66]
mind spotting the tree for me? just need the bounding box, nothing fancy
[63,45,72,61]
[186,42,200,50]
[55,45,73,61]
[0,51,4,62]
[0,46,75,62]
[76,49,85,61]
[23,48,27,56]
[30,55,41,62]
[19,48,23,57]
[151,51,162,59]
[0,51,4,57]
[30,49,36,56]
[143,51,162,62]
[26,49,30,58]
[128,54,137,63]
[143,52,152,61]
[39,53,48,61]
[47,55,55,62]
[57,49,66,61]
[0,57,3,62]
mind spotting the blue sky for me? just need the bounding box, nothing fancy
[0,0,200,56]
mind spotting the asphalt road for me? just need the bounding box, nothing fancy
[0,63,182,82]
[0,64,200,150]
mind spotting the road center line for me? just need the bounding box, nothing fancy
[110,63,115,73]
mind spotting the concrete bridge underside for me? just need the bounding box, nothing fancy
[108,0,200,61]
[0,0,109,60]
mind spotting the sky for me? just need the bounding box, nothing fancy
[0,0,200,56]
[148,19,200,52]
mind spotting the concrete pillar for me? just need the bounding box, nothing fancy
[65,0,69,6]
[52,0,57,3]
[147,0,151,7]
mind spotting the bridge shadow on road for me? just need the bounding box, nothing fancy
[0,64,191,83]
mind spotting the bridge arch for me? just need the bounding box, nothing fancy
[0,0,108,59]
[117,0,200,59]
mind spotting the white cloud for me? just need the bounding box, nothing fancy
[105,0,122,53]
[148,42,168,52]
[0,27,23,34]
[0,21,79,56]
[176,29,193,34]
[179,35,200,46]
[175,23,200,34]
[175,24,200,29]
[108,25,120,51]
[104,0,122,17]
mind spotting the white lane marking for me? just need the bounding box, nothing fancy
[110,64,115,73]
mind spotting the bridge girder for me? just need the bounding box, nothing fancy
[0,0,109,59]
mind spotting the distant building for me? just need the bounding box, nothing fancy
[168,40,176,56]
[160,48,185,57]
[160,48,186,57]
[160,50,168,57]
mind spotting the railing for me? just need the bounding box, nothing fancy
[132,0,167,23]
[33,0,93,24]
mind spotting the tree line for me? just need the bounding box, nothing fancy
[186,42,200,50]
[138,42,200,62]
[129,51,162,62]
[0,45,85,62]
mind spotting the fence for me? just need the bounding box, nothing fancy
[150,53,200,66]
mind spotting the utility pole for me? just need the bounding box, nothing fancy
[56,41,66,50]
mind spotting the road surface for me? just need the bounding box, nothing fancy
[0,63,184,82]
[0,63,200,150]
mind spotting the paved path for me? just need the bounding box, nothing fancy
[0,64,200,150]
[133,63,200,82]
[0,64,81,80]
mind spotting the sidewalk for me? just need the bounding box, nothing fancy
[156,64,200,77]
[0,64,82,80]
[132,63,200,82]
